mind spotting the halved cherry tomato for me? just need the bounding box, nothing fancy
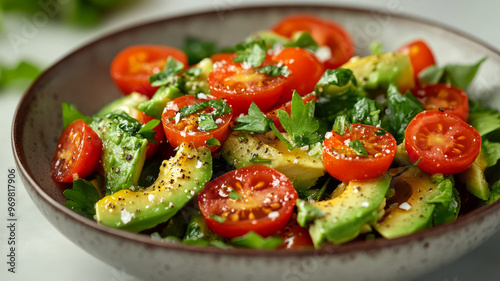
[136,111,165,159]
[51,120,103,183]
[397,40,435,81]
[272,14,354,69]
[198,166,298,238]
[276,213,314,249]
[405,110,481,175]
[410,83,469,122]
[272,47,324,105]
[207,54,287,116]
[323,124,397,182]
[110,45,188,98]
[266,93,317,132]
[161,94,232,152]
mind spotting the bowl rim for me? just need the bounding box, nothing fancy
[12,3,500,258]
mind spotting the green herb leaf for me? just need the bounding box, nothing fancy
[278,91,321,149]
[185,67,202,77]
[233,40,267,67]
[296,199,324,227]
[375,129,386,136]
[249,156,272,163]
[198,113,218,132]
[468,101,500,136]
[482,140,500,167]
[174,99,231,121]
[419,57,487,90]
[384,84,424,143]
[348,140,368,157]
[230,231,282,249]
[62,103,93,129]
[347,97,381,126]
[316,68,358,88]
[285,32,318,51]
[332,115,350,136]
[182,37,219,65]
[234,102,272,133]
[138,119,160,143]
[205,137,221,147]
[229,189,242,200]
[0,60,40,88]
[63,178,100,219]
[256,64,290,76]
[209,214,226,223]
[369,41,385,55]
[149,57,184,87]
[487,181,500,205]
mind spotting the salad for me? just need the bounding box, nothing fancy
[51,14,500,249]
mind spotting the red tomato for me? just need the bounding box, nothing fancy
[198,166,298,238]
[161,95,232,152]
[272,47,324,105]
[272,14,354,69]
[405,110,481,175]
[276,213,314,249]
[397,40,435,81]
[410,83,469,122]
[207,54,287,117]
[266,93,317,132]
[323,124,397,182]
[136,111,165,159]
[110,45,187,98]
[51,120,103,183]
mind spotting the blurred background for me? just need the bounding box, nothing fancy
[1,0,499,280]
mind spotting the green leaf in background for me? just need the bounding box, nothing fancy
[182,37,219,65]
[418,57,486,90]
[0,61,40,88]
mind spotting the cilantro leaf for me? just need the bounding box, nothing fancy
[62,103,93,129]
[419,57,486,90]
[230,231,282,249]
[256,64,290,76]
[332,115,350,136]
[315,88,363,123]
[205,137,221,147]
[384,84,424,143]
[209,214,226,223]
[348,140,368,156]
[174,99,231,121]
[233,40,267,67]
[316,68,358,88]
[278,92,321,149]
[234,102,272,133]
[63,178,100,219]
[138,119,160,143]
[149,57,184,87]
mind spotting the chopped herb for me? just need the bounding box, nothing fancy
[234,102,273,133]
[61,103,93,129]
[392,158,423,178]
[249,156,272,163]
[149,57,184,87]
[198,113,218,132]
[296,199,324,226]
[205,137,221,147]
[369,41,385,55]
[63,178,100,219]
[256,64,291,76]
[228,189,242,200]
[332,115,350,136]
[184,67,202,77]
[173,99,231,121]
[285,32,319,51]
[233,40,267,67]
[209,214,226,223]
[348,140,368,157]
[375,129,386,136]
[316,68,357,88]
[347,97,381,126]
[138,119,160,143]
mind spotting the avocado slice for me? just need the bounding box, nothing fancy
[95,143,212,232]
[95,92,148,119]
[137,85,183,119]
[297,174,391,247]
[341,53,415,93]
[458,150,490,200]
[221,131,325,191]
[374,167,459,239]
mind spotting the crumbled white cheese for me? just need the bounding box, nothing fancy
[120,209,135,224]
[399,202,412,211]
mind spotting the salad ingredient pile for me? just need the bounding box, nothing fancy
[52,14,500,249]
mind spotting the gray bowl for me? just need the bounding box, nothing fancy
[12,5,500,281]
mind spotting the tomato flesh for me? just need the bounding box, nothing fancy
[110,45,188,98]
[272,14,354,69]
[405,110,481,175]
[277,213,314,249]
[397,40,435,81]
[198,166,298,238]
[410,83,469,122]
[161,95,232,152]
[323,124,397,182]
[51,120,103,183]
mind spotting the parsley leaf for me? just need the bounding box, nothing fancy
[348,140,368,156]
[419,57,486,90]
[138,119,160,143]
[278,91,321,149]
[228,189,242,200]
[182,37,219,65]
[149,57,184,87]
[230,231,282,249]
[198,114,218,132]
[209,214,226,223]
[233,40,267,67]
[174,99,231,120]
[347,97,381,126]
[61,103,93,129]
[63,178,100,219]
[234,102,272,133]
[205,137,221,147]
[256,64,291,76]
[332,115,350,136]
[285,32,318,51]
[316,68,358,88]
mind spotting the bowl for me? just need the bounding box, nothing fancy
[12,4,500,281]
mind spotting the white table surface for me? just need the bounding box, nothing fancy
[1,0,500,280]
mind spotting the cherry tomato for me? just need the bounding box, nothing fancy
[272,14,354,69]
[323,124,397,182]
[161,94,232,152]
[110,45,188,98]
[397,40,435,81]
[266,93,317,132]
[410,83,469,122]
[276,213,314,249]
[136,111,165,159]
[272,47,324,105]
[207,54,287,117]
[51,120,103,183]
[198,166,298,238]
[405,110,481,175]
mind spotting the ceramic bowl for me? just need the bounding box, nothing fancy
[12,4,500,281]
